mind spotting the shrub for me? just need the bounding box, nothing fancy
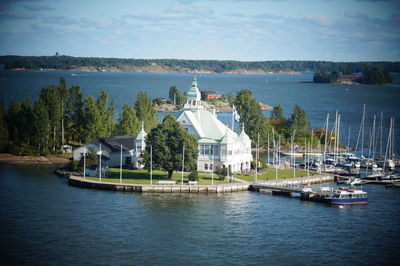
[188,170,199,181]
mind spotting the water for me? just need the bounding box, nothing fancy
[1,70,399,155]
[1,163,400,265]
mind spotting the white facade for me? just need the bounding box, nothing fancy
[73,125,147,169]
[175,77,252,173]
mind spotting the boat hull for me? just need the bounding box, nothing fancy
[327,198,368,205]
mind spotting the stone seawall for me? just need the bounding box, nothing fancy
[68,175,249,193]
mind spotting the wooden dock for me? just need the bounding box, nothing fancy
[250,175,335,195]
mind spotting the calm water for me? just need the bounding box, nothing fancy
[1,70,400,264]
[1,163,400,265]
[0,70,399,154]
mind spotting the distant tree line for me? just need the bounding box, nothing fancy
[313,67,394,84]
[1,55,399,73]
[313,69,341,83]
[0,78,158,155]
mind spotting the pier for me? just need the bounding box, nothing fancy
[68,175,249,193]
[68,174,335,194]
[250,175,336,195]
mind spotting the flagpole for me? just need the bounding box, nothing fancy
[83,145,86,179]
[120,144,122,184]
[150,145,153,185]
[99,143,102,182]
[181,144,185,185]
[212,152,214,186]
[231,105,234,131]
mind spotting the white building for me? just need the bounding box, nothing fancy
[175,77,252,173]
[73,123,147,169]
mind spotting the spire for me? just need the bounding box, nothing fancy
[136,121,147,141]
[184,77,203,110]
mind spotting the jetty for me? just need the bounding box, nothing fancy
[68,174,335,194]
[250,175,335,195]
[68,175,249,193]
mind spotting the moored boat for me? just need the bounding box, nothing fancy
[301,186,368,205]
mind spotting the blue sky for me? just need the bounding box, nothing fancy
[0,0,399,61]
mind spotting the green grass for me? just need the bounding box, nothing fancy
[234,168,319,182]
[85,168,228,185]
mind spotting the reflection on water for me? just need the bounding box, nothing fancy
[1,163,400,265]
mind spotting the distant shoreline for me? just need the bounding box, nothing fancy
[7,67,301,75]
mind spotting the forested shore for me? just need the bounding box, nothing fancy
[1,55,399,74]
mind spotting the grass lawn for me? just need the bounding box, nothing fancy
[234,168,319,182]
[85,168,228,185]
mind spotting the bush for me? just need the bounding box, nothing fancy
[188,170,199,181]
[65,160,82,172]
[216,167,227,180]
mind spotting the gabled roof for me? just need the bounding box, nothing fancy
[176,108,238,142]
[99,135,135,152]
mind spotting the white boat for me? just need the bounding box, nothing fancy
[281,152,303,157]
[305,152,323,157]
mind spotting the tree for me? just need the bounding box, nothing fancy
[270,104,284,120]
[31,100,50,154]
[83,96,101,142]
[289,105,310,131]
[116,104,140,136]
[0,101,9,151]
[234,89,272,146]
[143,114,198,178]
[65,85,85,143]
[134,91,158,132]
[168,86,182,105]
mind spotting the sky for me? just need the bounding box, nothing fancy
[0,0,399,61]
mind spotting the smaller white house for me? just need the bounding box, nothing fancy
[73,124,147,169]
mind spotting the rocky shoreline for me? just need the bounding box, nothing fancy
[9,67,300,75]
[0,153,69,165]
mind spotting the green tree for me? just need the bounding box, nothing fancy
[135,91,158,132]
[96,91,115,138]
[270,104,284,120]
[83,96,101,142]
[0,101,9,151]
[65,85,85,143]
[168,86,182,105]
[289,105,310,131]
[32,100,50,154]
[20,99,34,145]
[234,89,272,146]
[6,101,22,144]
[116,104,140,136]
[143,114,198,178]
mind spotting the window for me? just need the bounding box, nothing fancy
[210,164,213,170]
[205,164,208,170]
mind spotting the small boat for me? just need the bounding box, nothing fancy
[281,152,303,157]
[346,177,363,186]
[301,187,368,205]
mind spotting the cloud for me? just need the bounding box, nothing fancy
[0,10,39,20]
[42,15,76,25]
[254,12,284,20]
[23,4,54,12]
[304,15,334,26]
[344,11,368,19]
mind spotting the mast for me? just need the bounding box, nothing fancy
[356,104,366,156]
[323,113,329,171]
[347,126,351,152]
[382,118,393,175]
